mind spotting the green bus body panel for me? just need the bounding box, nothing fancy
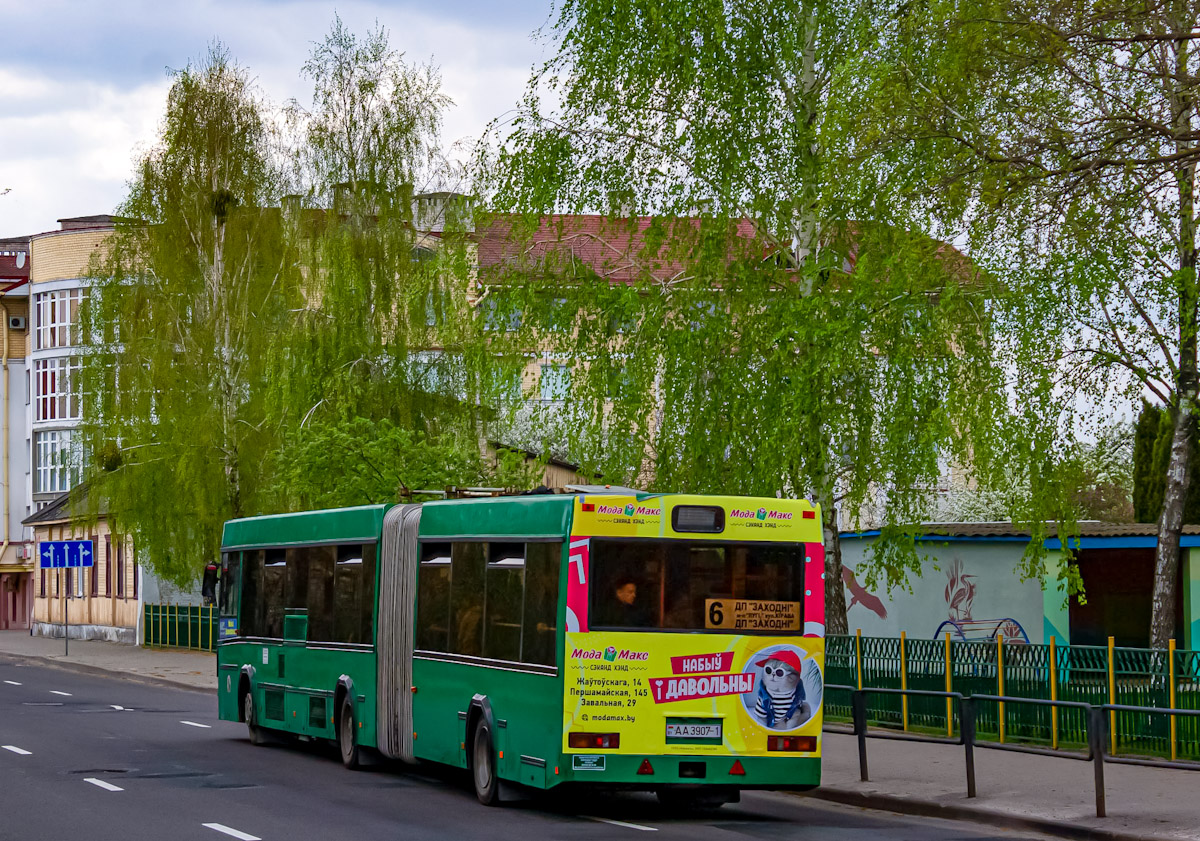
[217,640,379,745]
[216,495,822,793]
[417,495,574,540]
[221,505,390,550]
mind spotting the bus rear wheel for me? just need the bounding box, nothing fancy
[471,717,500,806]
[244,690,266,746]
[338,699,361,770]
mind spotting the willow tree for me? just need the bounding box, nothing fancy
[81,46,298,582]
[480,0,1004,632]
[264,18,491,512]
[851,0,1200,645]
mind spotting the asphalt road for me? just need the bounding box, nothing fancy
[0,656,1054,841]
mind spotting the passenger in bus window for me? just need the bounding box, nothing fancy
[604,577,650,627]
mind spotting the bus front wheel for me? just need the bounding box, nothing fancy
[244,690,266,747]
[471,717,500,806]
[338,699,361,770]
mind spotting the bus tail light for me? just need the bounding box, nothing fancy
[802,510,816,519]
[767,736,816,752]
[569,732,620,749]
[729,760,746,776]
[637,759,654,775]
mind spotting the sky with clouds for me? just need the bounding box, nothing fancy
[0,0,556,237]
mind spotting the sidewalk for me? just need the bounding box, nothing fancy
[816,729,1200,841]
[0,630,215,692]
[0,631,1195,840]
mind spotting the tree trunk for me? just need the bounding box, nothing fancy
[822,503,849,635]
[1152,403,1191,647]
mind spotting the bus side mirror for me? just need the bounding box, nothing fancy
[202,564,219,605]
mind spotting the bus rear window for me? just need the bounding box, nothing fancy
[589,540,806,632]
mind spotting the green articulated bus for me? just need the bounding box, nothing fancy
[216,490,827,806]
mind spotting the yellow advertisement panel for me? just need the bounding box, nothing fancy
[562,631,824,757]
[570,494,823,543]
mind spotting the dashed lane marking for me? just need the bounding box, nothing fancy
[202,823,261,841]
[180,720,212,728]
[84,778,124,792]
[110,705,124,711]
[584,817,658,831]
[49,691,72,696]
[3,680,21,686]
[2,746,31,755]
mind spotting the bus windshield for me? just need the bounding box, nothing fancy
[589,538,806,631]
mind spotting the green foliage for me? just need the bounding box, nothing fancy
[1132,401,1200,525]
[480,0,1007,631]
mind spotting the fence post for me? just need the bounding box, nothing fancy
[900,631,909,732]
[852,689,869,782]
[188,605,193,650]
[1170,638,1178,762]
[945,632,953,738]
[997,634,1006,744]
[961,697,977,798]
[1107,635,1116,756]
[1089,706,1107,818]
[855,629,864,691]
[1050,636,1059,750]
[157,602,162,648]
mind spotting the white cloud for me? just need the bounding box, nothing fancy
[0,0,551,235]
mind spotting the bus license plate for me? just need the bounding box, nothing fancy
[666,723,721,740]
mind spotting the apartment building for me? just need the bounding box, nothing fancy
[0,235,32,629]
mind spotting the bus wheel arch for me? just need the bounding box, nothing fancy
[335,676,361,770]
[466,695,500,806]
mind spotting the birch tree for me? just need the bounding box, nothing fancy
[854,0,1200,645]
[480,0,1005,633]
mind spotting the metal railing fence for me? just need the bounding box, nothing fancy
[142,604,219,652]
[826,633,1200,760]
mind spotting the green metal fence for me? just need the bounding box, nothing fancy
[143,604,219,652]
[826,634,1200,761]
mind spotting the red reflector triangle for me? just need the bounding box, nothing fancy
[637,759,654,775]
[729,759,746,776]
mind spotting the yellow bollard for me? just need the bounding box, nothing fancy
[997,634,1006,744]
[945,632,953,738]
[1050,636,1059,750]
[1170,638,1178,762]
[157,603,162,648]
[900,631,909,731]
[855,629,864,690]
[1108,635,1117,756]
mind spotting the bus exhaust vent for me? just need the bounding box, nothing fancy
[265,690,285,721]
[309,696,326,729]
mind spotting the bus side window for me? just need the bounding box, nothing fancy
[416,542,451,651]
[449,543,485,656]
[522,543,561,666]
[305,545,335,642]
[483,542,524,662]
[263,548,287,639]
[334,544,364,644]
[285,546,311,620]
[242,550,263,637]
[361,543,377,644]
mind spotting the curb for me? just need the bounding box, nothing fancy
[804,787,1169,841]
[0,650,217,695]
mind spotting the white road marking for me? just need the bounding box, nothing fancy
[22,702,62,706]
[2,745,31,755]
[110,705,124,711]
[49,690,71,696]
[4,680,21,685]
[180,720,212,728]
[84,777,124,792]
[202,823,261,841]
[584,816,657,832]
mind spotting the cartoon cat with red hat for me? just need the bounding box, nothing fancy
[752,649,812,729]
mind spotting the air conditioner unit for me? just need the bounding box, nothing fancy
[8,316,26,331]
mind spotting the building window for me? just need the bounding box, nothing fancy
[104,534,112,596]
[539,364,571,402]
[34,357,81,422]
[35,289,84,350]
[116,539,125,599]
[89,537,98,596]
[39,568,45,597]
[34,430,78,494]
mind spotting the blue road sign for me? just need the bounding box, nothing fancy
[38,540,95,569]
